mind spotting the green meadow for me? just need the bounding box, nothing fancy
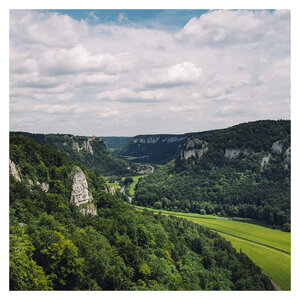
[218,233,290,290]
[127,175,145,197]
[134,205,291,290]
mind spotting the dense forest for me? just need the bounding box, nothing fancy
[9,135,274,290]
[100,136,132,151]
[10,132,134,176]
[134,120,290,230]
[117,130,215,164]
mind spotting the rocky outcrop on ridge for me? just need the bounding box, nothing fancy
[72,136,96,154]
[70,167,96,215]
[9,159,21,182]
[181,138,208,160]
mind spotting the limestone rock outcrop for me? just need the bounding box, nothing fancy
[132,136,186,145]
[272,140,283,154]
[70,167,97,215]
[106,186,116,195]
[284,147,291,170]
[181,138,208,160]
[71,136,96,155]
[224,148,250,159]
[261,154,271,169]
[70,167,94,206]
[9,159,21,182]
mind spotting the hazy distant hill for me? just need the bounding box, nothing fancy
[100,136,132,150]
[117,130,215,164]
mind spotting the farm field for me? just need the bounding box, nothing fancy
[127,175,144,197]
[134,205,291,290]
[217,232,290,290]
[108,175,145,197]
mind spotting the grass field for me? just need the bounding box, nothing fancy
[127,175,144,197]
[134,205,291,290]
[218,233,290,290]
[108,175,145,197]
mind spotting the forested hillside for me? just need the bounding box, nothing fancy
[117,130,215,164]
[9,135,274,290]
[134,120,290,230]
[100,136,132,151]
[10,132,134,176]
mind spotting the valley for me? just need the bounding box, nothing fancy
[133,206,291,290]
[9,119,291,291]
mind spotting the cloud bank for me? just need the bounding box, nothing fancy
[10,10,290,136]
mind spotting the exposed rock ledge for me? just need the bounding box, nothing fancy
[284,147,291,170]
[72,137,96,155]
[181,139,208,160]
[272,140,283,154]
[261,154,271,169]
[9,159,21,182]
[70,167,97,215]
[106,186,116,195]
[224,148,251,159]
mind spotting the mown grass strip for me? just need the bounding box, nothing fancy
[134,206,290,254]
[133,205,291,290]
[217,232,291,290]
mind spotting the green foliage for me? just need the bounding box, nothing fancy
[9,225,52,290]
[10,132,134,176]
[135,120,290,228]
[117,130,215,164]
[9,134,274,291]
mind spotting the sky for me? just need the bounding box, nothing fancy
[9,9,291,136]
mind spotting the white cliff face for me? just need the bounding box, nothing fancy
[261,154,271,169]
[224,148,251,159]
[70,167,94,206]
[133,137,159,144]
[9,159,21,182]
[41,182,49,192]
[82,139,93,154]
[181,139,208,160]
[224,149,241,159]
[161,136,186,143]
[133,136,186,144]
[284,147,291,170]
[71,137,95,154]
[70,167,97,216]
[272,140,283,154]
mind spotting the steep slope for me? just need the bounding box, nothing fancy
[117,130,215,164]
[100,136,132,151]
[134,120,290,230]
[10,132,134,176]
[9,135,274,291]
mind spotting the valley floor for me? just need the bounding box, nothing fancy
[133,205,291,290]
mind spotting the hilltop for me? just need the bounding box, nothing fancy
[10,132,134,176]
[117,130,215,164]
[134,120,290,230]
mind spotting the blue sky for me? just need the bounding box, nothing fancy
[9,9,290,136]
[47,9,209,30]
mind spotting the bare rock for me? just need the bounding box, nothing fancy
[9,159,21,182]
[70,167,94,206]
[261,154,271,169]
[224,148,251,159]
[41,182,49,192]
[106,186,116,195]
[272,140,283,154]
[284,147,291,170]
[181,139,208,160]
